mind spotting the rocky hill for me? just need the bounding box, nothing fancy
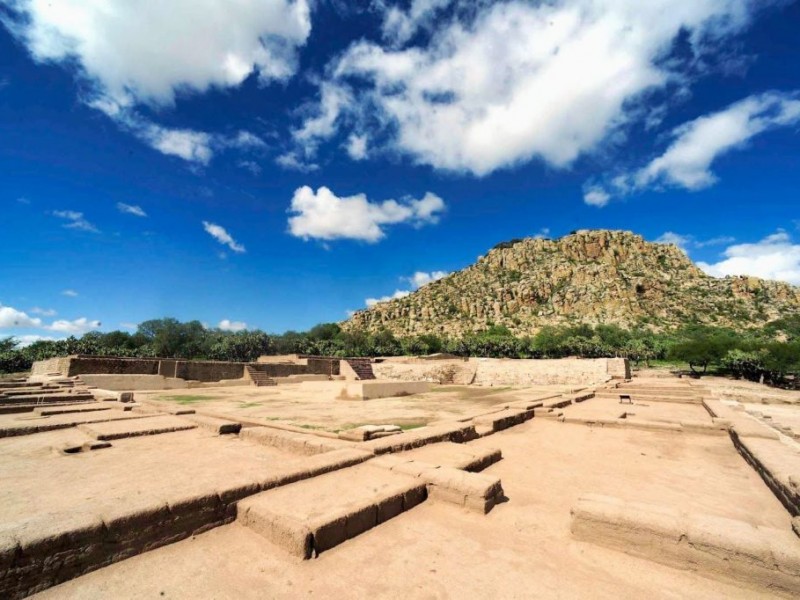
[345,230,800,336]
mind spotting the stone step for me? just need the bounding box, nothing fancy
[238,463,427,558]
[473,408,534,434]
[184,414,241,435]
[397,442,501,472]
[346,359,376,380]
[34,403,118,416]
[0,393,96,405]
[79,415,197,441]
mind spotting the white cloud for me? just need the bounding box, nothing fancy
[218,319,248,332]
[116,202,147,217]
[238,160,262,175]
[13,334,61,347]
[47,317,102,334]
[0,303,100,335]
[583,187,611,208]
[52,210,99,233]
[61,289,79,297]
[696,236,737,248]
[120,322,138,330]
[298,0,767,176]
[2,0,312,106]
[364,268,449,308]
[656,231,737,252]
[202,221,246,253]
[635,91,800,191]
[275,152,319,172]
[90,99,266,165]
[288,186,445,242]
[144,126,213,164]
[30,307,56,317]
[655,231,694,251]
[380,0,454,46]
[407,270,449,288]
[4,0,288,166]
[227,131,267,150]
[346,134,369,160]
[593,91,800,203]
[366,289,411,307]
[697,232,800,285]
[0,305,42,329]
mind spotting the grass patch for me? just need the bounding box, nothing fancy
[158,394,218,405]
[289,423,327,430]
[237,401,262,409]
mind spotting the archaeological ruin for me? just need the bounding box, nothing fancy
[1,354,799,598]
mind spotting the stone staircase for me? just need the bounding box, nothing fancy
[0,376,95,413]
[346,359,376,380]
[245,365,277,387]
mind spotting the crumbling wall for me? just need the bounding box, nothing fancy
[607,357,631,379]
[30,356,71,376]
[372,360,476,384]
[67,357,160,376]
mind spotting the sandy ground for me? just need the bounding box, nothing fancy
[134,383,566,432]
[566,395,712,423]
[36,418,791,599]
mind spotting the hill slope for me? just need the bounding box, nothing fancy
[345,230,800,336]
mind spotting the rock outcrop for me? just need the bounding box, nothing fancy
[344,230,800,336]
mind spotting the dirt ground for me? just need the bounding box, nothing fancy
[2,372,798,598]
[34,418,791,599]
[135,383,567,432]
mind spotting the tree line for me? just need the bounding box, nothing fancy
[2,316,799,387]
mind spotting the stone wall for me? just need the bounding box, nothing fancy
[472,357,620,387]
[175,361,244,382]
[30,356,71,376]
[307,357,340,376]
[250,364,308,378]
[66,357,160,376]
[31,356,245,382]
[374,357,626,387]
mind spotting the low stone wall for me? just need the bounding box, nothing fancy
[571,494,800,597]
[78,374,190,391]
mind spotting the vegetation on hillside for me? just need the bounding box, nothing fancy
[2,316,799,387]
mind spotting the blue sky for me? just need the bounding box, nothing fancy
[1,0,799,343]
